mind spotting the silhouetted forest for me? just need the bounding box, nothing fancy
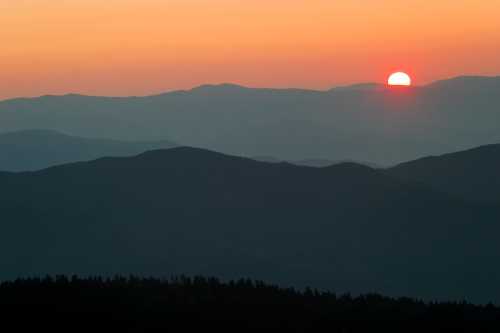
[1,275,499,330]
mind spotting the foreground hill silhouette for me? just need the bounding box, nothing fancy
[2,276,499,328]
[1,147,500,303]
[0,129,177,171]
[387,144,500,203]
[0,76,499,165]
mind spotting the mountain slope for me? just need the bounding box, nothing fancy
[251,156,379,168]
[0,76,499,165]
[0,147,499,303]
[386,144,500,202]
[0,129,177,171]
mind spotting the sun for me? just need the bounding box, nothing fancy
[388,72,411,86]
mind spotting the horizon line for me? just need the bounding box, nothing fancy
[1,74,499,102]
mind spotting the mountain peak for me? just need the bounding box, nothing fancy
[387,143,500,202]
[190,83,250,93]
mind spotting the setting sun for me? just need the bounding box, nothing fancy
[388,72,412,86]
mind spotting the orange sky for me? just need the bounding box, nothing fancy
[1,0,499,99]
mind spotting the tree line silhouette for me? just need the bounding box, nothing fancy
[0,275,499,329]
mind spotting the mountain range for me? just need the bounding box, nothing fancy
[1,145,499,303]
[251,155,380,168]
[387,144,500,203]
[1,76,499,165]
[0,129,378,171]
[0,129,176,171]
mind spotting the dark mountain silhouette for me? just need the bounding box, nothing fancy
[250,155,283,163]
[251,156,380,168]
[292,158,337,167]
[386,144,500,203]
[1,76,499,165]
[0,129,177,171]
[1,147,499,303]
[250,155,338,167]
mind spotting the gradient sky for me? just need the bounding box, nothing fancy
[1,0,499,99]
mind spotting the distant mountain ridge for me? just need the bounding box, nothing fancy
[0,129,177,171]
[1,75,499,165]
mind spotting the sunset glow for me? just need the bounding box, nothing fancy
[1,0,500,99]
